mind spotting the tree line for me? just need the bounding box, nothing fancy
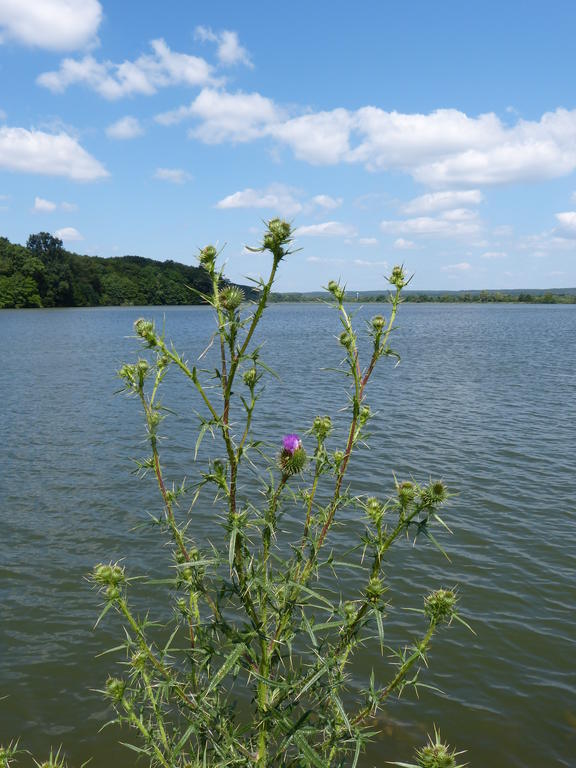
[0,232,231,309]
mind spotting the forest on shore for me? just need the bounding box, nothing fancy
[0,232,225,309]
[1,232,575,308]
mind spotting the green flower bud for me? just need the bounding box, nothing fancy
[105,676,126,702]
[371,314,385,332]
[262,219,292,254]
[424,589,457,625]
[413,729,464,768]
[327,280,345,302]
[131,650,147,672]
[366,575,385,603]
[359,405,371,425]
[219,285,245,311]
[92,563,125,587]
[134,318,157,347]
[339,331,353,349]
[199,245,217,270]
[333,450,344,468]
[397,481,415,507]
[312,415,332,440]
[389,265,407,289]
[365,497,384,525]
[243,368,258,388]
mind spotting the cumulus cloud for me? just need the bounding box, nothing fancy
[0,126,108,180]
[106,116,144,139]
[54,226,83,241]
[38,39,216,99]
[0,0,101,51]
[554,211,576,238]
[194,26,252,68]
[296,221,357,237]
[381,213,480,238]
[393,238,417,250]
[442,262,472,272]
[311,194,342,210]
[34,196,57,212]
[271,109,353,165]
[157,88,281,143]
[153,167,191,184]
[163,89,576,187]
[216,185,302,216]
[401,189,483,215]
[357,237,379,246]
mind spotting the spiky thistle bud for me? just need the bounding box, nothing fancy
[371,314,385,332]
[389,265,407,289]
[243,368,258,388]
[413,728,466,768]
[199,245,217,270]
[105,676,126,702]
[219,285,244,311]
[312,415,332,441]
[134,318,157,347]
[327,280,345,302]
[424,589,457,626]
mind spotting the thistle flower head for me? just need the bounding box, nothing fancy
[312,415,332,440]
[199,245,217,270]
[371,314,386,332]
[413,728,466,768]
[389,264,407,289]
[262,218,292,255]
[279,434,306,475]
[424,589,457,626]
[134,318,157,347]
[282,434,301,454]
[327,279,345,302]
[92,562,125,587]
[105,676,126,702]
[219,285,244,311]
[243,368,258,388]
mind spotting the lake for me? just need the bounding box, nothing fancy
[1,302,575,767]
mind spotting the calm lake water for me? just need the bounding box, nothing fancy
[1,302,575,767]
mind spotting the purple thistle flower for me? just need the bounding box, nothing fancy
[282,434,302,455]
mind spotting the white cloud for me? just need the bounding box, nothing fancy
[311,194,342,210]
[393,238,417,250]
[34,196,56,212]
[381,215,480,238]
[195,26,252,68]
[357,237,379,246]
[271,109,353,165]
[0,126,108,180]
[34,197,78,212]
[353,258,388,267]
[38,39,216,99]
[169,91,576,187]
[481,251,507,259]
[442,262,472,272]
[54,226,83,241]
[156,88,281,144]
[401,189,483,215]
[0,0,101,51]
[296,221,357,237]
[555,211,576,238]
[153,167,191,184]
[216,184,302,216]
[106,116,144,140]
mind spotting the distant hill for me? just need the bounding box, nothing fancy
[0,232,257,309]
[270,287,576,304]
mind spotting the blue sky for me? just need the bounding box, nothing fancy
[1,0,575,292]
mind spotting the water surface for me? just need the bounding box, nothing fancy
[1,303,575,767]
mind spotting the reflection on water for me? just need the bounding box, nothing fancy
[1,303,575,767]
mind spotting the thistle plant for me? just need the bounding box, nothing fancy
[88,219,466,767]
